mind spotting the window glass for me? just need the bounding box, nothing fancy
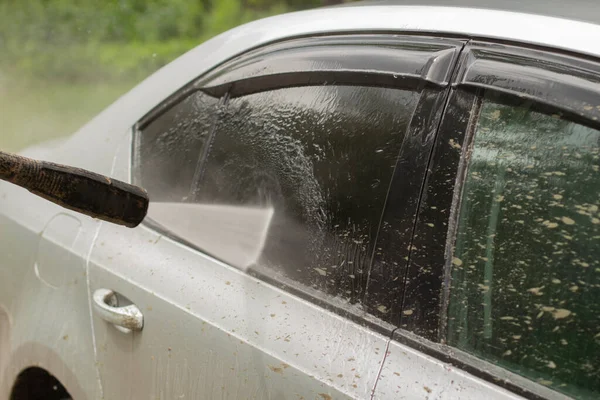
[146,85,419,304]
[448,93,600,399]
[137,91,220,202]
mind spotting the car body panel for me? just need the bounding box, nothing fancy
[0,199,101,398]
[372,339,525,399]
[0,130,127,398]
[88,222,389,399]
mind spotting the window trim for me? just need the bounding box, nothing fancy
[398,88,480,338]
[401,41,600,399]
[200,34,460,97]
[136,34,464,130]
[455,41,600,131]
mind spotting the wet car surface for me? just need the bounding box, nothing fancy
[1,1,599,399]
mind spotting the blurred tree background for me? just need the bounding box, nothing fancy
[0,0,354,151]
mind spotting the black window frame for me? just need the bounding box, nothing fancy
[131,33,464,337]
[393,41,600,400]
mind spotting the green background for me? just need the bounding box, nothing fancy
[0,0,354,151]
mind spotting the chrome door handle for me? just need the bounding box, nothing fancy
[92,288,144,331]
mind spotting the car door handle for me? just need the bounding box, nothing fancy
[92,288,144,331]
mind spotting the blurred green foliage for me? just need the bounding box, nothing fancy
[0,0,352,151]
[0,0,347,82]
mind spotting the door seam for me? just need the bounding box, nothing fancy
[85,221,104,399]
[370,328,399,399]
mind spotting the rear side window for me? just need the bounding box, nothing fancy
[448,92,600,399]
[187,85,419,303]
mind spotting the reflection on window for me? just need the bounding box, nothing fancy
[137,92,219,202]
[193,86,419,304]
[448,94,600,399]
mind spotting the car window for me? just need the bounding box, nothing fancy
[192,85,419,304]
[447,92,600,399]
[138,84,420,307]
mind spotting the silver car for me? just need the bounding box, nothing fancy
[1,1,599,399]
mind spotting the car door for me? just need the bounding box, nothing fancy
[0,143,107,399]
[373,42,600,399]
[86,34,463,399]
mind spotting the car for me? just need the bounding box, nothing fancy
[1,1,599,399]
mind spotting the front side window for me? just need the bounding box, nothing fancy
[138,84,420,306]
[448,92,600,399]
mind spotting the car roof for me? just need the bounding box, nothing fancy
[335,0,600,27]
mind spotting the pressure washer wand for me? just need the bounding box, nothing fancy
[0,150,149,228]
